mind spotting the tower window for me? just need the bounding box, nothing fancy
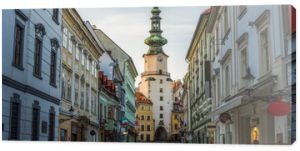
[160,114,163,118]
[160,106,163,111]
[160,88,163,93]
[160,79,163,84]
[160,96,163,101]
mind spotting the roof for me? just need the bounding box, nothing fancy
[135,92,152,105]
[185,7,211,61]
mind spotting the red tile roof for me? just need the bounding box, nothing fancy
[135,92,152,105]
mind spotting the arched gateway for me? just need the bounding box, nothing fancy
[155,127,168,142]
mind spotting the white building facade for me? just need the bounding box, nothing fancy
[207,5,294,144]
[138,7,173,141]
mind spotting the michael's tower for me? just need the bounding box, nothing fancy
[138,7,173,142]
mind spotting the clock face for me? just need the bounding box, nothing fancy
[158,56,163,62]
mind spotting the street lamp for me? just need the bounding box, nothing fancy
[242,66,255,95]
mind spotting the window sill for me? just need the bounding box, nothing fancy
[33,73,43,80]
[52,17,60,25]
[50,82,57,88]
[12,63,24,71]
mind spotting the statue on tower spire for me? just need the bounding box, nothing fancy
[144,7,168,55]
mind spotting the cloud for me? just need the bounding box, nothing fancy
[77,6,208,86]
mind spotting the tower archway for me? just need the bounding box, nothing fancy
[155,126,168,142]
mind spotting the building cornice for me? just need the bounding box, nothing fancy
[2,75,60,105]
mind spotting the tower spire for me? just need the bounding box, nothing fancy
[144,7,168,55]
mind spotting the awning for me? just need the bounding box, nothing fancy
[208,96,243,120]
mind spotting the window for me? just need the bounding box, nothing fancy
[224,65,230,97]
[287,61,296,86]
[147,116,150,120]
[140,134,144,140]
[33,24,45,78]
[160,96,163,101]
[239,47,248,87]
[81,52,85,66]
[160,114,163,118]
[160,79,163,84]
[13,23,24,69]
[141,125,144,131]
[32,101,40,141]
[52,9,59,24]
[9,94,21,140]
[86,85,89,112]
[160,106,163,111]
[160,88,163,93]
[50,38,59,86]
[68,32,73,53]
[147,125,150,131]
[141,115,144,120]
[175,124,178,130]
[80,83,84,109]
[259,28,270,75]
[48,107,55,141]
[75,44,80,60]
[87,59,90,71]
[34,38,42,77]
[74,78,79,106]
[60,129,67,141]
[62,27,67,48]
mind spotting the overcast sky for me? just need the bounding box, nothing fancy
[77,6,208,86]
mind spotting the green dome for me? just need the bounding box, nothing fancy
[151,7,161,14]
[144,7,167,55]
[144,35,167,46]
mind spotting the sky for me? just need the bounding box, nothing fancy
[77,6,208,86]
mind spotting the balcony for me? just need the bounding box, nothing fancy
[141,71,170,76]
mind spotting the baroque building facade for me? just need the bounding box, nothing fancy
[186,8,214,144]
[2,9,62,141]
[59,9,103,142]
[207,5,295,144]
[92,27,138,142]
[137,7,173,142]
[135,92,155,142]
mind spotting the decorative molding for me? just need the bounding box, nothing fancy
[35,23,46,38]
[236,32,249,45]
[15,9,28,21]
[2,75,60,105]
[50,38,60,52]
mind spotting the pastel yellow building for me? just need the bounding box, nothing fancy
[135,92,155,142]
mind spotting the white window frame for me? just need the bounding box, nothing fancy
[75,44,80,60]
[62,27,68,48]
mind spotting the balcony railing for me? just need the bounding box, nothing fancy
[141,71,170,76]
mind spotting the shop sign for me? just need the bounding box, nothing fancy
[268,96,291,116]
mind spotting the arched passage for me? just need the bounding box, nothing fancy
[155,126,168,142]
